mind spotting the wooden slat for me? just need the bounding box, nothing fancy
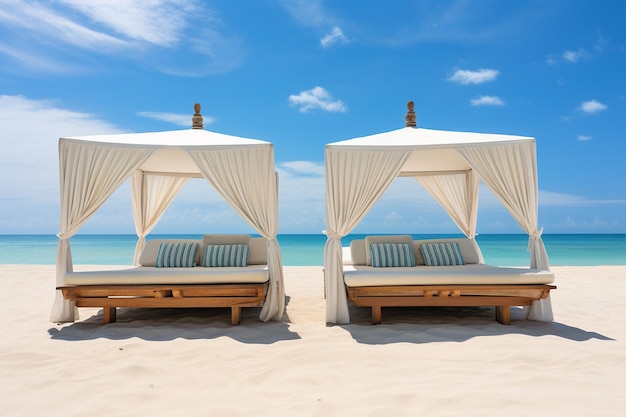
[74,296,265,309]
[346,283,556,325]
[58,283,269,326]
[59,283,267,298]
[350,295,534,308]
[348,284,555,296]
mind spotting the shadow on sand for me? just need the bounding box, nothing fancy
[338,305,613,345]
[49,297,300,344]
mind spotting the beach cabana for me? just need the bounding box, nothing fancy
[324,102,552,324]
[51,107,284,323]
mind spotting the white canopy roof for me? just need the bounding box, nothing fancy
[61,129,273,175]
[324,125,552,324]
[52,128,285,324]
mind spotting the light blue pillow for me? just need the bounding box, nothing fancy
[202,244,249,267]
[370,243,416,267]
[156,242,199,268]
[419,242,465,266]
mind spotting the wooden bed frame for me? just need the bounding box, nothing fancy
[347,284,556,325]
[58,283,268,325]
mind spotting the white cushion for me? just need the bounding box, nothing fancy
[349,240,366,265]
[64,265,269,285]
[248,237,267,265]
[343,264,555,286]
[202,234,252,246]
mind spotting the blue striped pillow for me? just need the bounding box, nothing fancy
[156,242,199,268]
[419,242,465,266]
[202,244,249,267]
[370,243,416,268]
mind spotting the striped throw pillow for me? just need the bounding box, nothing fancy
[419,242,465,266]
[370,243,416,268]
[202,244,249,267]
[156,242,199,268]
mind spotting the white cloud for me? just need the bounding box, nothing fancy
[321,26,348,48]
[0,95,125,233]
[279,161,325,176]
[288,86,347,113]
[562,48,590,63]
[449,68,499,85]
[545,55,558,66]
[279,0,327,27]
[577,135,592,141]
[538,190,626,207]
[138,111,216,127]
[0,0,128,51]
[0,0,241,76]
[579,99,607,114]
[57,0,203,48]
[0,42,83,74]
[470,96,505,106]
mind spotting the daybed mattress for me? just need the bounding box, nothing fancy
[64,265,269,285]
[343,264,554,287]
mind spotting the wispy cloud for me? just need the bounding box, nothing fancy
[449,69,499,85]
[288,86,347,113]
[279,161,325,176]
[279,0,348,50]
[579,99,607,114]
[0,1,128,51]
[138,111,216,127]
[279,0,327,27]
[470,96,505,106]
[539,190,626,207]
[0,0,242,76]
[321,26,349,48]
[547,35,606,65]
[577,135,592,141]
[563,48,591,63]
[0,42,84,74]
[56,0,201,48]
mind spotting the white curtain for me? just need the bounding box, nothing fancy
[457,143,553,321]
[324,148,411,323]
[51,142,154,322]
[131,171,190,265]
[416,170,483,262]
[188,147,284,322]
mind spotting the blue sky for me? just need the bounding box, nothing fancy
[1,0,625,235]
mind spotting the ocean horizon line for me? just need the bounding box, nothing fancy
[1,233,624,267]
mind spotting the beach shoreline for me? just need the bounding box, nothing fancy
[1,264,625,416]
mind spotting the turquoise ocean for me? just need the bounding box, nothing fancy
[0,234,624,266]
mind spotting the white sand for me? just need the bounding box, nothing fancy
[1,265,625,416]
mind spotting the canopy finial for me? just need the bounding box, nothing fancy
[192,103,203,129]
[405,100,417,127]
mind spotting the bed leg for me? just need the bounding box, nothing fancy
[231,306,241,326]
[372,306,382,325]
[495,306,510,325]
[102,307,116,324]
